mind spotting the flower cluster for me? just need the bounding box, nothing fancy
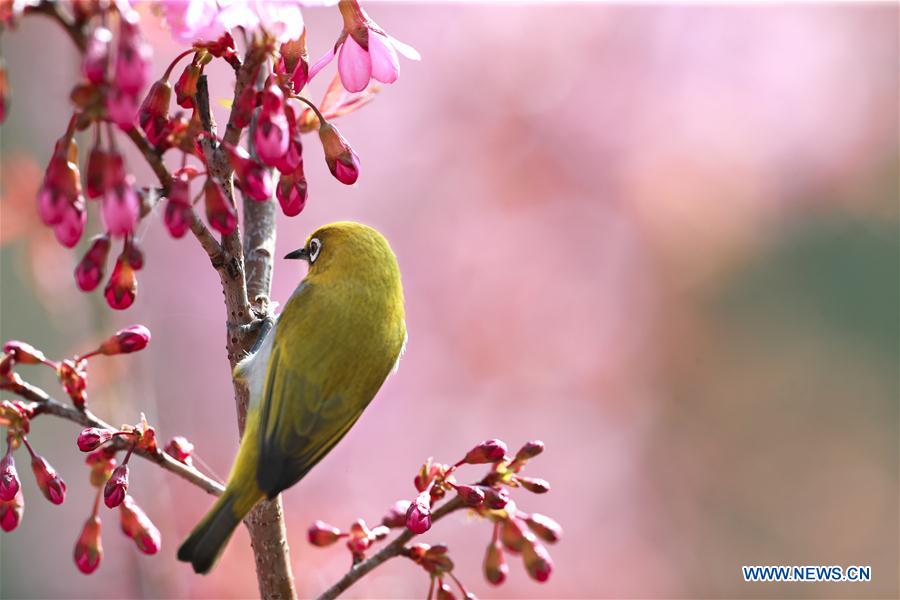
[307,439,561,597]
[6,0,418,312]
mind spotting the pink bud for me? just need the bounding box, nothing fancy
[53,201,86,248]
[436,582,456,600]
[103,464,128,508]
[484,537,507,585]
[517,476,550,494]
[204,178,237,235]
[231,78,258,130]
[514,440,545,462]
[85,145,109,199]
[0,489,24,532]
[462,439,507,465]
[74,515,102,574]
[500,517,528,553]
[164,436,193,464]
[119,496,160,554]
[83,26,112,84]
[102,178,140,237]
[123,237,144,270]
[114,18,151,95]
[381,499,411,528]
[138,79,172,147]
[347,518,373,555]
[77,428,113,452]
[31,454,67,505]
[276,161,307,217]
[174,64,200,109]
[2,340,46,364]
[37,136,83,226]
[0,450,20,501]
[227,145,273,202]
[98,324,151,355]
[307,520,342,546]
[405,491,432,534]
[455,484,485,506]
[525,513,562,543]
[58,360,88,408]
[319,122,359,185]
[164,175,193,238]
[104,253,137,310]
[254,82,289,166]
[522,538,553,582]
[275,105,302,174]
[106,88,139,130]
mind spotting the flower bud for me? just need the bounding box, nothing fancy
[115,18,151,95]
[522,537,553,582]
[347,518,373,555]
[98,324,151,356]
[276,161,307,217]
[2,340,46,364]
[514,440,544,462]
[0,450,20,501]
[525,513,562,543]
[481,486,509,510]
[38,136,83,227]
[281,33,309,92]
[381,499,411,528]
[53,201,86,248]
[231,78,258,130]
[31,453,66,504]
[74,234,111,292]
[227,145,273,202]
[77,428,114,452]
[319,122,359,185]
[483,538,507,585]
[175,64,201,108]
[204,178,237,235]
[164,436,194,465]
[307,520,342,546]
[455,484,485,506]
[85,448,116,488]
[500,517,529,553]
[85,145,109,199]
[83,26,112,84]
[462,439,507,465]
[119,496,160,554]
[102,177,140,237]
[276,105,303,174]
[58,359,88,407]
[104,253,137,310]
[405,491,432,534]
[104,464,128,508]
[0,489,24,532]
[106,88,139,130]
[255,84,289,167]
[164,175,193,238]
[436,582,456,600]
[138,79,172,146]
[74,515,102,574]
[516,476,550,494]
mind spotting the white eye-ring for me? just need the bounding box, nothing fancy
[308,238,322,263]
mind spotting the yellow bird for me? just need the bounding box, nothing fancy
[178,221,406,574]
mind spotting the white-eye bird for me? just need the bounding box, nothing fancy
[178,221,406,574]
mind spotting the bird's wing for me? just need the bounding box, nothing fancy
[254,282,399,498]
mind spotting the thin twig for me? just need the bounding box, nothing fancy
[5,379,224,496]
[315,497,466,600]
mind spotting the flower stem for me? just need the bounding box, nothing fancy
[163,48,196,80]
[291,94,327,127]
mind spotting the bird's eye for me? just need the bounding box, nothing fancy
[308,238,321,263]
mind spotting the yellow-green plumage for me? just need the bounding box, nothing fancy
[178,222,406,574]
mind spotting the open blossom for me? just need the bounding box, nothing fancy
[161,0,309,45]
[310,0,420,93]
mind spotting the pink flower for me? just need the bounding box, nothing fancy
[310,0,420,93]
[162,0,311,45]
[74,515,102,574]
[160,0,224,44]
[102,179,140,237]
[405,491,432,534]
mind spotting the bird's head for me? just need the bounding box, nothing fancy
[284,221,399,281]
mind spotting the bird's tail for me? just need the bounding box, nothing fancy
[177,489,258,574]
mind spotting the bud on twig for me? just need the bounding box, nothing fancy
[104,464,129,508]
[0,489,24,532]
[75,234,111,292]
[164,436,194,465]
[31,453,67,505]
[514,440,544,462]
[77,428,114,452]
[307,520,342,546]
[460,439,507,465]
[74,515,102,574]
[0,447,20,501]
[381,499,411,528]
[522,537,553,582]
[319,122,359,185]
[405,490,432,534]
[454,484,485,507]
[484,537,508,585]
[525,513,562,543]
[516,476,550,494]
[119,496,160,554]
[98,325,151,356]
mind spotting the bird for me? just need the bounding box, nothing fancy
[177,221,407,574]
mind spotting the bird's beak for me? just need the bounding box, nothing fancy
[284,248,308,261]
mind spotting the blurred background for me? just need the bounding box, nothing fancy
[1,3,897,599]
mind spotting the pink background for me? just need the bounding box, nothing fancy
[1,4,897,598]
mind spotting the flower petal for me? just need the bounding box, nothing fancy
[368,31,399,84]
[388,35,421,61]
[309,46,336,80]
[338,35,371,93]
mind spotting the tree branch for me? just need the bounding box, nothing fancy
[315,497,466,600]
[3,378,224,496]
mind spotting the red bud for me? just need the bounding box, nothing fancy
[204,178,237,235]
[307,520,342,546]
[175,64,201,108]
[483,537,507,585]
[77,428,113,452]
[119,496,160,554]
[525,513,562,543]
[522,538,553,582]
[0,489,24,531]
[514,440,544,462]
[405,491,432,534]
[319,122,359,185]
[0,449,20,501]
[500,517,528,553]
[455,484,485,506]
[103,464,128,508]
[516,476,550,494]
[164,436,194,465]
[104,253,137,310]
[31,453,67,505]
[98,324,151,355]
[75,234,111,292]
[2,340,46,364]
[74,515,102,574]
[462,439,507,465]
[58,359,88,408]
